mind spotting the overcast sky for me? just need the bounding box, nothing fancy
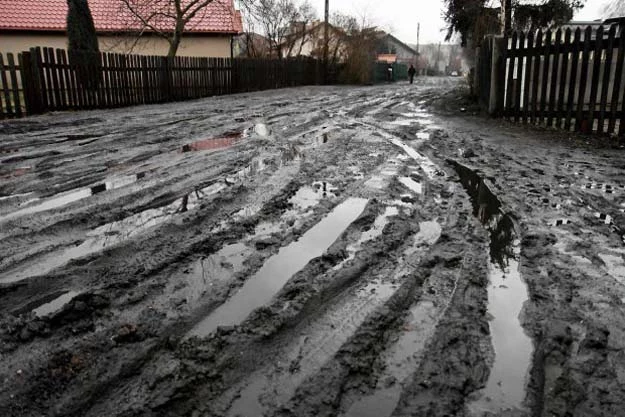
[308,0,610,46]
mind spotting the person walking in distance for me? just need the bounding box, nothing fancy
[408,64,416,84]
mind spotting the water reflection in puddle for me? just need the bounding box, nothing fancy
[386,137,440,179]
[453,162,532,415]
[335,206,399,269]
[182,243,250,305]
[0,173,146,223]
[187,197,369,337]
[398,177,423,194]
[32,290,80,317]
[290,182,338,209]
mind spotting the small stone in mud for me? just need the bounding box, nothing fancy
[113,324,139,343]
[255,237,279,250]
[459,148,476,158]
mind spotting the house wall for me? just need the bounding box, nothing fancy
[0,33,232,57]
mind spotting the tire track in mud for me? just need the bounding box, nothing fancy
[77,128,428,414]
[1,114,397,416]
[218,210,442,417]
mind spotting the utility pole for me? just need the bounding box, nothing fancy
[416,23,420,54]
[324,0,329,83]
[436,42,441,75]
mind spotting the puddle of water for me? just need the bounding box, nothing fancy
[452,162,515,268]
[187,197,369,337]
[598,253,625,285]
[398,177,423,194]
[469,244,532,414]
[182,243,250,306]
[415,132,430,140]
[415,220,442,245]
[290,182,338,209]
[386,137,439,179]
[32,290,79,317]
[0,173,145,223]
[453,162,532,414]
[335,206,399,269]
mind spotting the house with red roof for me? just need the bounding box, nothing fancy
[0,0,243,57]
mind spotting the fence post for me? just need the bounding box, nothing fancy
[19,50,43,115]
[489,36,505,115]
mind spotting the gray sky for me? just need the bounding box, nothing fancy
[309,0,610,45]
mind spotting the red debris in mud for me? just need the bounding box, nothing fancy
[181,132,244,153]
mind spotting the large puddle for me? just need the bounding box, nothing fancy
[32,290,80,317]
[452,162,532,415]
[187,197,369,337]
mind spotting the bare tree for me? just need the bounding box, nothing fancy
[118,0,228,57]
[330,12,379,83]
[244,0,315,58]
[601,0,625,17]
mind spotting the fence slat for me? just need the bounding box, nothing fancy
[565,28,582,131]
[530,30,543,125]
[547,29,561,127]
[587,26,604,132]
[598,25,616,133]
[514,32,524,122]
[0,53,12,118]
[575,27,593,132]
[522,31,534,123]
[609,30,625,135]
[6,54,23,117]
[556,29,570,129]
[505,33,516,117]
[538,30,553,126]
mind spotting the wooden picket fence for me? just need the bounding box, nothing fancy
[502,24,625,136]
[0,47,327,119]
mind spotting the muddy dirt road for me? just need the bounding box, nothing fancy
[1,77,625,417]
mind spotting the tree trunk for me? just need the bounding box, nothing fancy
[167,21,184,58]
[502,0,512,35]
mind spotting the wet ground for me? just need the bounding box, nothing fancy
[1,77,625,417]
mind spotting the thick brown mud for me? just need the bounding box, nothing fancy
[1,78,625,417]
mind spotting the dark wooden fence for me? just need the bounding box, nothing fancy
[501,25,625,136]
[0,47,327,119]
[0,52,23,118]
[476,37,495,109]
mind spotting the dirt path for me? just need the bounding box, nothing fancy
[1,77,624,417]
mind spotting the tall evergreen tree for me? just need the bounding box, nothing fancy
[66,0,100,88]
[67,0,99,55]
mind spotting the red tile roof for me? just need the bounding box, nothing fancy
[0,0,243,34]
